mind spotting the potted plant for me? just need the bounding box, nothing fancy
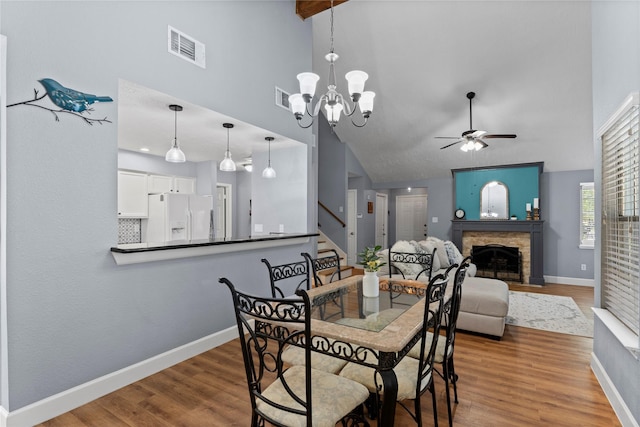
[358,245,386,297]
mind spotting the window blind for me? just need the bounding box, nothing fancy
[580,182,595,248]
[601,96,640,336]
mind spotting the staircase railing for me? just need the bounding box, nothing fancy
[318,201,346,228]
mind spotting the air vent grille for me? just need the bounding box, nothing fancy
[168,26,205,69]
[275,86,291,110]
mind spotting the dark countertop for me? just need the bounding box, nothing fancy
[111,232,320,254]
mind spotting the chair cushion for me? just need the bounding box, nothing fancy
[339,350,430,402]
[407,332,446,363]
[258,365,369,427]
[282,341,348,374]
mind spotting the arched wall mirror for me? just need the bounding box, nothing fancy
[480,181,509,219]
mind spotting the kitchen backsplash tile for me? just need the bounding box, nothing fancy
[118,218,141,244]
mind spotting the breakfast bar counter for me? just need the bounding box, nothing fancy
[110,232,319,265]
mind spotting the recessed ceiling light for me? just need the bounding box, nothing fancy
[139,147,150,152]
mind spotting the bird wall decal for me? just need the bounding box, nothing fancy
[38,78,113,113]
[7,78,113,125]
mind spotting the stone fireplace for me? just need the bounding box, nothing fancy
[452,220,544,284]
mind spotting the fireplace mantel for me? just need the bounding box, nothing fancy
[452,220,544,285]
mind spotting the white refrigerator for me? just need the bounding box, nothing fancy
[144,193,213,243]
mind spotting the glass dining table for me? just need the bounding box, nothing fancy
[298,274,435,425]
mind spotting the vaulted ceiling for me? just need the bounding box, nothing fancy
[300,0,594,183]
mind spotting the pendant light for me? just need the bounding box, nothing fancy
[165,104,186,163]
[219,123,236,172]
[262,136,276,179]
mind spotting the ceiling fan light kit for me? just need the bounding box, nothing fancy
[289,0,375,129]
[437,91,517,151]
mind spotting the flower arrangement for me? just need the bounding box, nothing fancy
[358,245,386,273]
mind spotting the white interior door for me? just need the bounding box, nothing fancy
[216,184,232,239]
[396,194,428,241]
[347,189,357,265]
[375,193,388,249]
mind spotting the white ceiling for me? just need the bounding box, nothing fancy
[310,0,594,182]
[117,79,301,169]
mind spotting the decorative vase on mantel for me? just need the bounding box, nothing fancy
[362,270,380,297]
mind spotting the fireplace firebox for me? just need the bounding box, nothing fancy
[472,244,523,283]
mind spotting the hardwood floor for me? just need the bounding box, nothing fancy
[38,283,620,427]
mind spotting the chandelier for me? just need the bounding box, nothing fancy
[289,0,375,129]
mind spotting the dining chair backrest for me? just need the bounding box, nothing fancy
[388,248,436,282]
[261,257,310,298]
[219,277,314,425]
[443,256,471,358]
[414,272,448,397]
[301,250,342,286]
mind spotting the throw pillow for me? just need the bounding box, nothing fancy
[444,240,464,265]
[427,237,450,268]
[415,240,441,273]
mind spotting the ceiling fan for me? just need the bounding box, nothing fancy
[437,92,517,151]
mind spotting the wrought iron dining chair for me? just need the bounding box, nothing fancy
[301,250,345,320]
[388,247,437,282]
[302,249,342,286]
[261,257,310,298]
[262,256,348,374]
[338,271,449,426]
[408,256,470,427]
[218,277,370,427]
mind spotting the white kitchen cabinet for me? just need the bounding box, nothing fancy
[148,174,174,194]
[118,170,148,218]
[148,174,195,194]
[173,176,195,194]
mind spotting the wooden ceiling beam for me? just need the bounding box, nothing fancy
[295,0,349,20]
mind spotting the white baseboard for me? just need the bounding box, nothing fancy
[0,326,239,427]
[590,352,639,427]
[544,275,595,287]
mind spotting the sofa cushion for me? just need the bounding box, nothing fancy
[460,277,509,317]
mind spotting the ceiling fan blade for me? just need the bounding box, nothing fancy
[483,134,517,139]
[440,139,463,149]
[475,139,489,149]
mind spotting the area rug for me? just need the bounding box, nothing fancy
[506,291,593,337]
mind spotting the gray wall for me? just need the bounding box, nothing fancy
[0,0,313,412]
[318,118,348,249]
[542,169,595,280]
[592,0,640,424]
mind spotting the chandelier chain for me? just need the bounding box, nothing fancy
[329,0,335,53]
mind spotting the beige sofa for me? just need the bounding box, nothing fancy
[377,238,510,338]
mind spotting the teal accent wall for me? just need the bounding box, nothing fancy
[455,165,541,220]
